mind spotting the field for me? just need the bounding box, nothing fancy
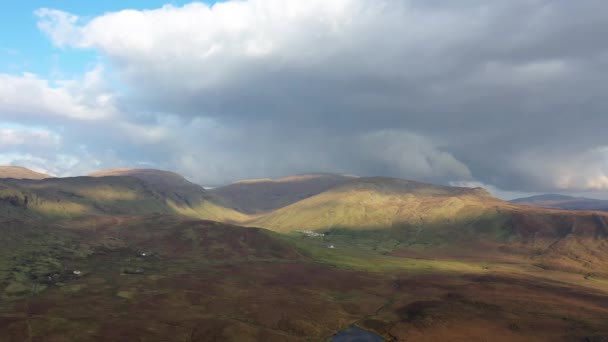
[2,214,608,341]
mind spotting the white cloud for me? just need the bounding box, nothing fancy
[35,1,484,104]
[0,68,115,121]
[0,128,61,150]
[36,9,81,47]
[449,180,540,200]
[511,146,608,191]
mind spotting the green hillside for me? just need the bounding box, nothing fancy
[247,177,608,276]
[249,177,501,232]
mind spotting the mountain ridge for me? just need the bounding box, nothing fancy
[210,173,358,214]
[0,166,52,180]
[248,176,503,232]
[3,168,608,340]
[0,174,246,223]
[511,194,608,211]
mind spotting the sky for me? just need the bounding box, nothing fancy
[1,0,608,199]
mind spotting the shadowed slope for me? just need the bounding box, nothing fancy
[0,166,51,180]
[0,175,247,222]
[0,215,302,301]
[210,173,358,214]
[89,168,206,206]
[511,194,608,211]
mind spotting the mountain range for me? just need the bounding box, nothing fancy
[1,166,608,341]
[511,193,608,211]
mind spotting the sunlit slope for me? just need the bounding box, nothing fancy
[90,168,249,222]
[0,175,246,222]
[247,176,608,276]
[250,177,502,232]
[210,173,358,214]
[89,168,207,206]
[249,177,608,266]
[0,166,51,179]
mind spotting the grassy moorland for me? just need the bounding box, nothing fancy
[1,170,608,341]
[1,214,608,341]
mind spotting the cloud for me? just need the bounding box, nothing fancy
[513,147,608,191]
[9,0,608,191]
[356,131,472,181]
[449,180,539,201]
[0,67,115,122]
[36,9,81,47]
[0,128,61,151]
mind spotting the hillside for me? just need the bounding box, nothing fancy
[0,174,247,223]
[210,173,358,214]
[511,194,608,211]
[249,176,502,232]
[89,168,199,189]
[2,174,608,340]
[250,177,608,241]
[0,166,51,179]
[248,177,608,276]
[89,168,205,205]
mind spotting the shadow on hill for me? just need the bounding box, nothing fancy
[0,176,246,222]
[284,208,608,276]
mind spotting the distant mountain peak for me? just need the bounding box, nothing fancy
[211,173,359,214]
[232,173,358,185]
[511,193,608,211]
[0,166,52,180]
[511,194,578,203]
[88,168,199,187]
[331,176,496,198]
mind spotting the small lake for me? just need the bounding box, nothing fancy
[329,325,385,342]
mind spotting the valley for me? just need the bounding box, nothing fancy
[1,167,608,341]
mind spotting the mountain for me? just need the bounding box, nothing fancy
[511,194,608,211]
[248,177,608,276]
[210,173,358,214]
[89,168,249,221]
[3,172,608,340]
[0,172,246,223]
[0,166,51,179]
[249,177,608,242]
[89,168,204,203]
[249,176,502,232]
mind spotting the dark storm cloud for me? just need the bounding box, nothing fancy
[3,0,607,191]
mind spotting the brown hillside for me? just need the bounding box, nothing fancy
[0,166,51,180]
[210,173,358,214]
[89,168,203,193]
